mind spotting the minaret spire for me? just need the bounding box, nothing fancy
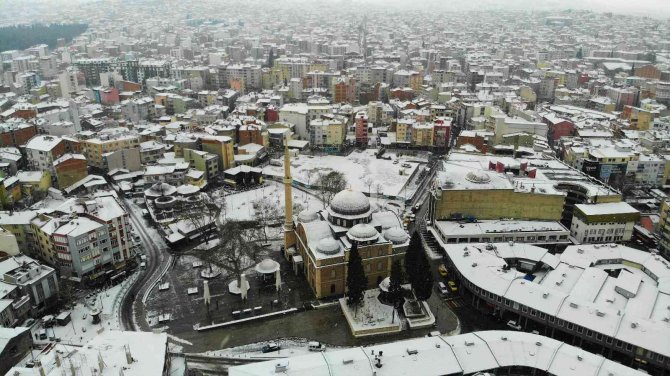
[283,134,296,258]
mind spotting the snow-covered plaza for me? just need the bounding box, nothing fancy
[262,149,423,199]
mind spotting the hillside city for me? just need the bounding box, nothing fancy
[0,0,669,375]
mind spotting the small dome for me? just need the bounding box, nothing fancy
[145,182,176,197]
[465,170,491,184]
[176,184,200,196]
[298,210,319,223]
[316,237,340,255]
[383,227,409,244]
[330,190,371,216]
[255,258,280,274]
[347,223,379,242]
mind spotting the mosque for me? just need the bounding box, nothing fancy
[281,140,410,298]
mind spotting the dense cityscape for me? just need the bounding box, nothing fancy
[0,0,669,375]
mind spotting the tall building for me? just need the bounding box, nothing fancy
[354,111,368,146]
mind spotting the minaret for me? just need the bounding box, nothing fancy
[283,135,296,259]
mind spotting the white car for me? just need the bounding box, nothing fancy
[506,320,522,330]
[438,282,449,295]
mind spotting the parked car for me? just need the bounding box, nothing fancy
[506,320,522,330]
[438,282,449,295]
[308,341,326,351]
[438,264,448,277]
[261,342,281,353]
[447,281,458,293]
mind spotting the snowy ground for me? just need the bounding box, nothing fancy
[223,180,323,221]
[31,274,136,346]
[194,338,342,359]
[339,289,401,335]
[263,149,422,199]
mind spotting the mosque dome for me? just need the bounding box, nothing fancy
[298,210,319,223]
[383,227,409,245]
[347,223,379,242]
[144,182,177,198]
[316,237,340,255]
[330,190,371,216]
[465,170,491,184]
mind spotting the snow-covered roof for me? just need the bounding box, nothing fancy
[329,190,371,217]
[8,330,168,376]
[574,202,639,216]
[229,330,649,376]
[25,135,62,152]
[436,237,670,360]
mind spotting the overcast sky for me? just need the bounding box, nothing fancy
[350,0,670,17]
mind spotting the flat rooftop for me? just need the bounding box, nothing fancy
[437,152,619,198]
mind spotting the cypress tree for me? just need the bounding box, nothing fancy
[388,259,404,307]
[346,242,366,312]
[404,232,422,287]
[413,246,434,301]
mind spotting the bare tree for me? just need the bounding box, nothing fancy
[188,221,266,287]
[178,195,222,246]
[363,177,374,196]
[252,196,281,242]
[315,170,347,208]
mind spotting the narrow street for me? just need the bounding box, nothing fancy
[120,197,170,331]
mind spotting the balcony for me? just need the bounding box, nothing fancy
[12,295,31,311]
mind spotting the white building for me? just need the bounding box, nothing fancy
[433,220,571,248]
[230,330,647,376]
[571,202,640,243]
[0,254,59,316]
[279,103,309,139]
[7,330,169,376]
[433,239,670,374]
[24,135,64,173]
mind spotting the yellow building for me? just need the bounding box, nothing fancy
[292,190,408,298]
[395,120,413,144]
[185,169,208,188]
[81,133,141,169]
[30,213,57,264]
[309,119,346,149]
[412,123,435,147]
[17,170,52,197]
[0,210,38,256]
[429,152,622,226]
[544,70,566,86]
[201,135,235,171]
[183,148,219,180]
[0,176,21,208]
[281,141,408,298]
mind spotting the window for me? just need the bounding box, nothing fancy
[626,344,633,352]
[577,326,583,334]
[567,323,574,330]
[596,333,602,341]
[586,330,593,337]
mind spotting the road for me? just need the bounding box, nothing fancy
[119,197,170,331]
